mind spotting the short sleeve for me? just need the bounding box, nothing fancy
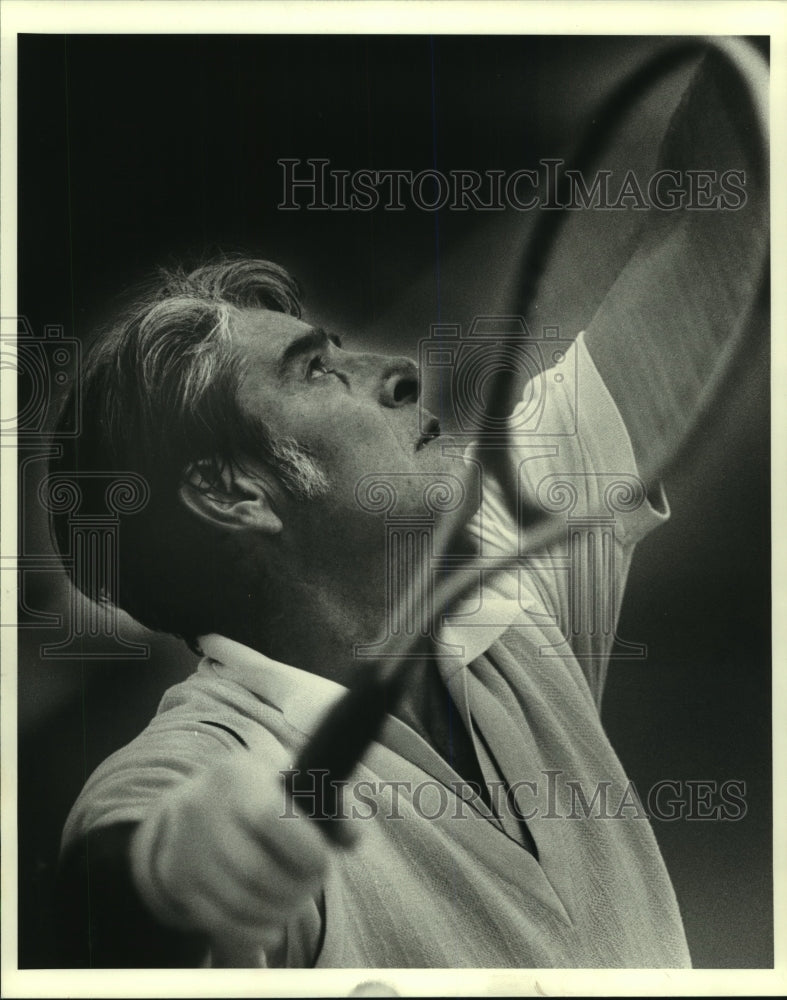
[60,713,241,855]
[511,330,670,546]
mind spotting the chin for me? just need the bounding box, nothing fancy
[424,454,483,532]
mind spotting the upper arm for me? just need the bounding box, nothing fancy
[61,717,243,857]
[56,715,240,967]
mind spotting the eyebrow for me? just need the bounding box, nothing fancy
[277,327,342,376]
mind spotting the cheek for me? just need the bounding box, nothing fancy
[309,410,399,469]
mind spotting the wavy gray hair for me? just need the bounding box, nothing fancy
[50,256,327,644]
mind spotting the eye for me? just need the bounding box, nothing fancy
[308,355,333,379]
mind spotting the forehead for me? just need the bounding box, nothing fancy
[229,307,311,365]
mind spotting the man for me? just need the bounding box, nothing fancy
[53,253,691,968]
[53,53,765,969]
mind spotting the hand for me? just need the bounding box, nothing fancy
[129,752,341,958]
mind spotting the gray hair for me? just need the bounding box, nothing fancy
[50,256,326,643]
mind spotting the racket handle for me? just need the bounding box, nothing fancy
[291,664,407,844]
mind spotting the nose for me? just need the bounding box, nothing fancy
[379,358,419,408]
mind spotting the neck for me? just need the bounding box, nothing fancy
[219,557,389,686]
[219,557,467,760]
[212,542,491,788]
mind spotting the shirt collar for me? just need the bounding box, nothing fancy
[197,632,348,737]
[197,573,529,736]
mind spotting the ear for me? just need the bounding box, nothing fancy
[178,459,283,535]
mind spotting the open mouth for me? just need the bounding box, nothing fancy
[416,416,441,451]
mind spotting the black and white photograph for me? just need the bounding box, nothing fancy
[1,1,783,995]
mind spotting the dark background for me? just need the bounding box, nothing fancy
[17,34,771,968]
